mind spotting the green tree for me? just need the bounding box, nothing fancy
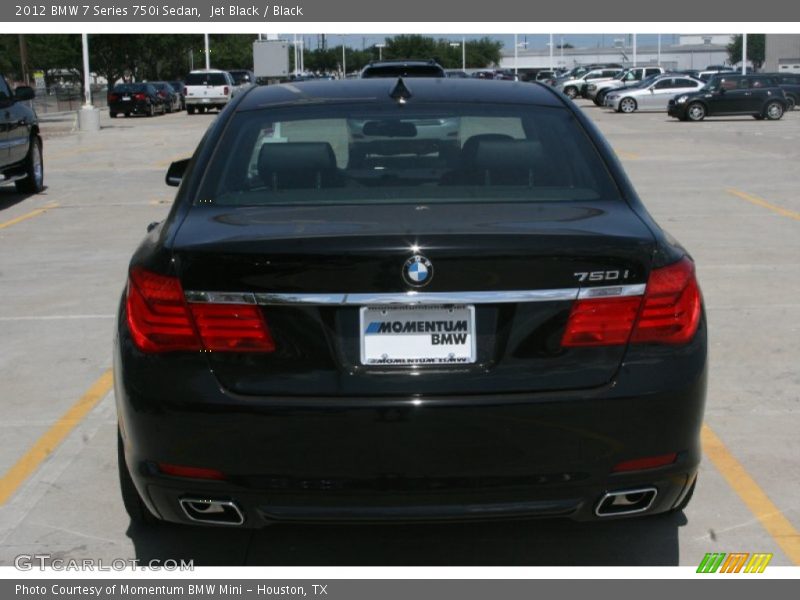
[727,34,766,70]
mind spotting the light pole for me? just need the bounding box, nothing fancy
[204,33,210,70]
[549,34,554,70]
[657,33,661,65]
[342,36,346,78]
[742,33,747,74]
[77,33,99,131]
[376,43,385,60]
[514,34,518,76]
[632,33,637,67]
[462,36,466,71]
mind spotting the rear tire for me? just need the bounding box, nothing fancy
[125,112,130,118]
[146,103,155,118]
[764,101,784,120]
[786,96,796,111]
[187,105,195,115]
[15,136,44,194]
[118,429,160,526]
[109,111,117,118]
[564,86,578,99]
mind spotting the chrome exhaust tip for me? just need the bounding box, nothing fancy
[595,487,657,517]
[179,498,244,526]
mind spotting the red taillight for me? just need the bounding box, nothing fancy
[157,463,226,480]
[126,268,276,354]
[189,303,275,352]
[108,93,120,102]
[134,92,147,101]
[223,86,229,95]
[630,257,702,345]
[561,296,641,347]
[126,268,200,353]
[561,257,701,348]
[612,452,677,473]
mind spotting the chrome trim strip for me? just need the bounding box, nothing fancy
[185,284,645,306]
[578,283,646,299]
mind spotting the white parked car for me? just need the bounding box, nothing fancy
[557,68,622,99]
[606,75,705,113]
[184,69,235,115]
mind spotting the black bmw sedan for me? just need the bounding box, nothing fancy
[114,78,707,527]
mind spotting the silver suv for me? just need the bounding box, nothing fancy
[588,66,666,105]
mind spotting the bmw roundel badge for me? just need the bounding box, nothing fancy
[402,255,434,288]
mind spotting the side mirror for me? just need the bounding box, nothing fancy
[14,86,35,101]
[165,158,190,187]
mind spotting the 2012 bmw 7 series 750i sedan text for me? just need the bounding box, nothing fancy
[114,77,707,528]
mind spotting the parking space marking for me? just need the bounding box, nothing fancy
[0,203,58,230]
[727,188,800,221]
[0,369,113,506]
[702,424,800,564]
[615,150,640,160]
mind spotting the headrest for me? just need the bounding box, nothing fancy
[461,134,514,164]
[258,142,337,175]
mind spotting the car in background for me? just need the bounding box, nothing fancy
[698,67,737,81]
[184,69,235,114]
[769,73,799,110]
[361,59,446,78]
[445,70,469,78]
[607,75,704,113]
[0,74,43,194]
[668,73,787,121]
[150,82,182,113]
[115,78,706,528]
[558,68,623,99]
[108,83,167,118]
[534,70,556,82]
[228,69,256,95]
[588,66,666,105]
[168,81,186,110]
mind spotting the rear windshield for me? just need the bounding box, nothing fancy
[185,72,228,86]
[114,84,147,93]
[362,65,444,78]
[195,103,621,207]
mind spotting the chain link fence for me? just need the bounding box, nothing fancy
[30,84,108,114]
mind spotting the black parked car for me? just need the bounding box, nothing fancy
[169,81,187,110]
[0,74,43,193]
[668,74,788,121]
[108,83,167,118]
[769,73,799,110]
[361,59,446,78]
[115,78,706,528]
[150,82,182,113]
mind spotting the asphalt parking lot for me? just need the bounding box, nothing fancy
[0,98,798,566]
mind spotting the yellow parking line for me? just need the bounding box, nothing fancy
[616,150,640,160]
[702,424,800,564]
[727,188,800,221]
[0,203,59,230]
[0,369,113,505]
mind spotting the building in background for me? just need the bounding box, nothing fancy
[764,34,800,73]
[500,34,733,71]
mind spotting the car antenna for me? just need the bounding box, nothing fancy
[390,77,412,103]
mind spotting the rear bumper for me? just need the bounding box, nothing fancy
[186,97,229,106]
[114,314,707,527]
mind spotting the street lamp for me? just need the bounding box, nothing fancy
[515,37,528,77]
[449,39,466,71]
[376,43,385,60]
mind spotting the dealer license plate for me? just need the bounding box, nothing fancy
[359,305,476,366]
